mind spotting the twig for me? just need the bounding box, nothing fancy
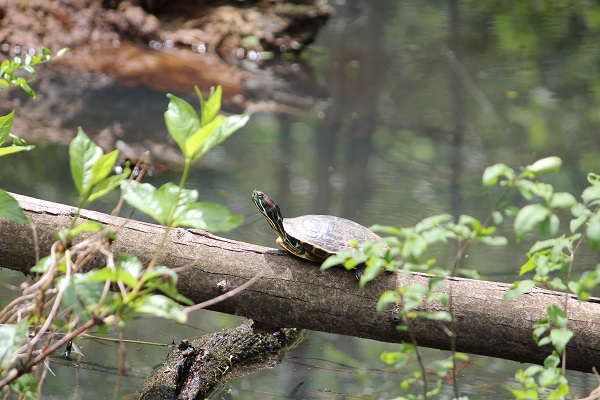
[186,272,264,312]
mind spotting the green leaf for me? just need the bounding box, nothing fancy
[549,192,576,209]
[197,85,222,126]
[69,128,103,197]
[71,221,104,237]
[56,47,70,57]
[0,110,15,146]
[18,79,35,98]
[539,214,559,238]
[519,256,536,275]
[482,163,514,186]
[0,322,28,369]
[84,266,138,288]
[547,305,568,328]
[548,383,570,399]
[116,254,144,280]
[191,113,250,162]
[172,201,243,232]
[480,236,508,246]
[87,171,128,203]
[414,214,453,233]
[135,294,187,323]
[12,373,38,398]
[377,290,400,312]
[422,311,452,321]
[538,367,562,387]
[503,280,535,301]
[586,214,600,251]
[60,274,104,321]
[514,204,550,242]
[570,214,587,233]
[321,253,349,270]
[516,179,536,200]
[581,185,600,205]
[164,94,201,154]
[30,255,53,273]
[525,156,562,176]
[121,181,186,226]
[0,145,35,157]
[506,388,539,399]
[185,114,225,159]
[91,149,120,186]
[544,353,560,368]
[588,172,600,186]
[0,189,28,224]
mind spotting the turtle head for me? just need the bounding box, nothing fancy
[252,190,285,237]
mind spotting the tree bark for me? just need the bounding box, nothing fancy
[1,193,600,373]
[137,321,302,400]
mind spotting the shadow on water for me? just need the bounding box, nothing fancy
[2,0,600,398]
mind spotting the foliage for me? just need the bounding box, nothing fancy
[323,156,600,399]
[0,82,249,398]
[0,48,68,98]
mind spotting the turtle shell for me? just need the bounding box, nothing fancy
[283,215,384,260]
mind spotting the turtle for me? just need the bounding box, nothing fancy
[252,189,385,263]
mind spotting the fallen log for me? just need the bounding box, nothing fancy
[137,321,302,400]
[1,193,600,373]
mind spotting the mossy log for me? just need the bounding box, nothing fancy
[137,320,301,400]
[1,194,600,374]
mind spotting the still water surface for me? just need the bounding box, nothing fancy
[2,1,600,398]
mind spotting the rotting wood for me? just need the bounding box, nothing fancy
[1,193,600,373]
[137,320,302,400]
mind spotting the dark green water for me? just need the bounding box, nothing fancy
[2,1,600,398]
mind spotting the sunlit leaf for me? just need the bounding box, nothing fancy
[172,201,242,232]
[87,172,128,203]
[480,236,508,246]
[321,253,349,270]
[0,145,35,157]
[197,85,222,126]
[135,294,187,323]
[91,149,119,186]
[0,189,28,224]
[482,163,514,186]
[121,181,195,226]
[550,329,573,355]
[56,47,70,57]
[581,185,600,205]
[71,221,104,237]
[164,94,201,155]
[0,110,14,146]
[84,266,138,288]
[69,128,103,197]
[525,156,562,176]
[30,256,53,273]
[185,114,225,159]
[549,192,576,209]
[191,113,250,162]
[570,214,587,233]
[503,280,535,301]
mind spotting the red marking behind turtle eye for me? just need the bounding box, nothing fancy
[264,197,276,208]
